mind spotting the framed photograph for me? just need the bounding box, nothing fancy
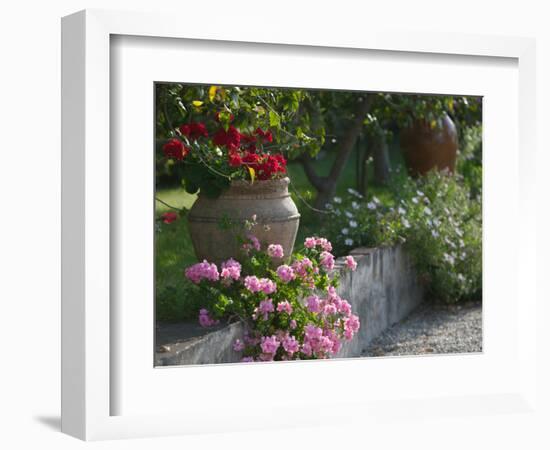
[61,9,537,441]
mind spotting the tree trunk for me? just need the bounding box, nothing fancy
[372,132,391,185]
[357,137,371,196]
[299,94,374,210]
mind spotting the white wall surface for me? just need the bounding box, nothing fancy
[0,1,548,449]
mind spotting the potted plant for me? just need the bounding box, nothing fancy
[161,111,299,263]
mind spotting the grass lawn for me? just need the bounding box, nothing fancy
[155,143,405,321]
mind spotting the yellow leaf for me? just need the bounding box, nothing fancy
[192,100,204,107]
[208,86,218,102]
[430,119,437,129]
[248,166,256,184]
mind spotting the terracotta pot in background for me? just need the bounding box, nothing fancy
[399,113,458,177]
[188,177,300,264]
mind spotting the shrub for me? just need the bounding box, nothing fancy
[322,170,482,303]
[182,224,360,362]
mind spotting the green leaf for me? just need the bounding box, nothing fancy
[269,110,280,127]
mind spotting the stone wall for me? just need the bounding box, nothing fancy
[155,245,424,366]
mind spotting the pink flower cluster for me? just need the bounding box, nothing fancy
[301,324,341,357]
[267,244,284,259]
[291,257,315,278]
[258,298,275,320]
[233,339,245,352]
[185,260,220,284]
[242,234,261,253]
[304,236,333,252]
[185,235,362,363]
[198,309,219,327]
[220,258,241,283]
[320,251,335,270]
[345,255,358,271]
[244,275,277,294]
[343,314,361,340]
[276,264,295,283]
[260,335,280,354]
[276,300,293,314]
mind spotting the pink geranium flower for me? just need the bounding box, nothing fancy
[345,255,358,271]
[260,335,280,354]
[267,244,284,259]
[276,264,295,283]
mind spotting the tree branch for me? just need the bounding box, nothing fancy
[298,153,327,192]
[328,94,374,182]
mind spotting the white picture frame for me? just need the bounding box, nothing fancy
[61,9,538,441]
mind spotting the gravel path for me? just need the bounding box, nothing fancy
[363,301,482,357]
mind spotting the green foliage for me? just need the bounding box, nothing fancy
[321,170,482,303]
[457,124,483,198]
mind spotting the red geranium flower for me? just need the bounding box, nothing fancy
[161,212,178,224]
[179,122,208,140]
[228,151,243,167]
[242,151,260,167]
[213,125,241,151]
[162,138,189,160]
[255,128,273,143]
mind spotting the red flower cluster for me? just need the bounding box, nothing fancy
[213,125,242,151]
[239,152,287,180]
[179,122,208,140]
[162,138,189,160]
[161,211,178,224]
[165,115,285,181]
[255,127,273,144]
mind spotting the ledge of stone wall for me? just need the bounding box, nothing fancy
[155,244,424,366]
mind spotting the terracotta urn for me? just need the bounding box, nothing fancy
[399,113,458,177]
[187,177,300,264]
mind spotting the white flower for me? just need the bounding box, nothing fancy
[398,206,406,215]
[367,201,376,210]
[431,230,440,238]
[459,239,465,248]
[423,206,432,216]
[443,253,455,265]
[351,201,360,210]
[347,188,363,198]
[349,220,358,228]
[325,203,334,210]
[433,218,441,228]
[345,211,354,219]
[457,274,466,283]
[412,197,419,204]
[341,228,349,235]
[416,190,424,197]
[334,209,342,216]
[333,196,342,204]
[401,218,411,228]
[331,138,337,144]
[455,227,463,237]
[345,238,354,246]
[445,237,457,248]
[372,196,380,205]
[426,219,433,227]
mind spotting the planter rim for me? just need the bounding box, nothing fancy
[216,176,291,197]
